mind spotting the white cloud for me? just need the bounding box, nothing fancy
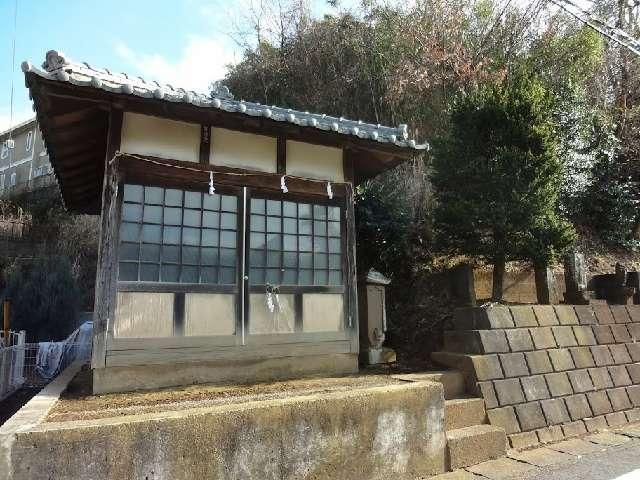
[114,35,237,93]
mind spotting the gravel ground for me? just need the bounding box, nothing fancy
[46,371,403,423]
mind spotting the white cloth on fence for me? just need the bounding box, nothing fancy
[36,342,66,378]
[35,321,93,379]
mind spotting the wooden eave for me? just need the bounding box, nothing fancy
[26,73,415,214]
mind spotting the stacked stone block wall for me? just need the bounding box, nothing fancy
[435,305,640,449]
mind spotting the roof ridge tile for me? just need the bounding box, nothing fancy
[24,49,428,151]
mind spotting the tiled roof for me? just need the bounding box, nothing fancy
[22,50,427,151]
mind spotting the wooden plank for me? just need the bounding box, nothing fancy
[53,135,102,157]
[52,121,107,143]
[105,340,352,367]
[91,108,123,370]
[56,149,103,168]
[199,124,211,165]
[108,335,240,351]
[277,136,286,174]
[107,330,348,351]
[117,281,237,294]
[58,163,101,181]
[48,106,100,128]
[63,180,100,195]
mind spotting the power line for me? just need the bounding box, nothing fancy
[550,0,640,56]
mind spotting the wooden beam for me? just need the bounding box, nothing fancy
[57,150,103,168]
[92,108,123,373]
[54,139,101,158]
[64,180,100,196]
[59,162,101,182]
[52,121,108,143]
[49,106,101,129]
[118,153,348,198]
[67,188,98,204]
[277,136,286,175]
[342,148,355,184]
[199,125,211,165]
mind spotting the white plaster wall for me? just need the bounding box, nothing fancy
[286,141,344,181]
[114,292,174,338]
[302,294,344,332]
[184,293,236,336]
[210,128,277,172]
[120,112,200,163]
[249,293,295,334]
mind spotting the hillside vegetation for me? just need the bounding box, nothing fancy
[222,0,640,362]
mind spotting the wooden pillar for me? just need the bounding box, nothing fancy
[345,182,359,355]
[277,136,286,174]
[92,109,123,370]
[199,125,211,165]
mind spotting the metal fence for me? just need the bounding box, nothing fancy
[0,331,89,401]
[0,331,26,401]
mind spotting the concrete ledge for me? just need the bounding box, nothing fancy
[392,371,465,400]
[2,380,446,480]
[0,360,85,480]
[93,353,359,394]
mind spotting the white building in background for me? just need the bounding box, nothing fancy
[0,117,55,196]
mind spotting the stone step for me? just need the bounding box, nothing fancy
[445,397,486,431]
[430,352,477,393]
[391,370,465,399]
[446,424,506,470]
[443,331,484,354]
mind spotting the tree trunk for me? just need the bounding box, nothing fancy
[492,257,505,302]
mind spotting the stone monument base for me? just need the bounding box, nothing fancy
[367,347,397,365]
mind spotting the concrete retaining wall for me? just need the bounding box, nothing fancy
[1,379,446,479]
[434,305,640,449]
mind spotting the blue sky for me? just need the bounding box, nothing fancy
[0,0,592,132]
[0,0,350,131]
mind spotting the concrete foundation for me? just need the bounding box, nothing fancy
[2,374,446,480]
[93,353,359,394]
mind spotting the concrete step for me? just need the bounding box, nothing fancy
[445,397,486,431]
[446,424,506,470]
[391,370,465,399]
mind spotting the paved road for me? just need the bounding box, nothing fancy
[524,440,640,480]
